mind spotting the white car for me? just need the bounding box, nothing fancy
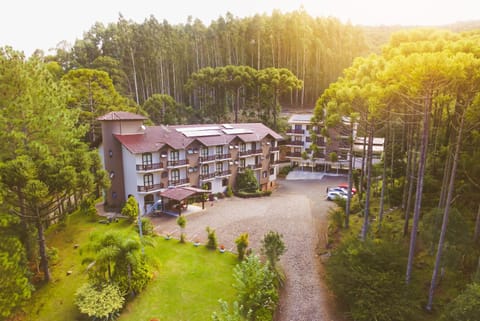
[327,190,347,201]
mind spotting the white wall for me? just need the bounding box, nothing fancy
[122,146,141,210]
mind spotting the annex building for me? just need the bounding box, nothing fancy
[98,111,282,215]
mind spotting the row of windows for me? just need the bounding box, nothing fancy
[141,143,266,164]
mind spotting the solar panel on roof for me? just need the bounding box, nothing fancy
[183,130,222,137]
[176,126,220,133]
[222,128,254,135]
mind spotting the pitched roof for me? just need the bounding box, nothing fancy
[159,186,209,201]
[288,114,313,124]
[98,111,148,121]
[115,122,283,154]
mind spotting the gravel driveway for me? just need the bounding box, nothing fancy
[150,176,346,321]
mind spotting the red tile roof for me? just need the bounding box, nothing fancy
[159,186,209,201]
[98,111,148,121]
[114,122,283,154]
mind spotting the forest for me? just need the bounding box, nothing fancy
[314,29,480,321]
[1,8,480,321]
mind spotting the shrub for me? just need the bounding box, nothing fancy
[235,233,249,261]
[235,169,259,193]
[121,195,139,223]
[206,226,218,250]
[136,217,154,236]
[216,192,225,199]
[260,231,286,268]
[328,207,344,231]
[278,165,292,178]
[326,237,419,321]
[75,282,124,321]
[233,255,278,320]
[225,185,233,197]
[439,283,480,321]
[177,215,187,243]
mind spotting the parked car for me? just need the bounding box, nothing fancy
[327,190,347,201]
[338,183,357,194]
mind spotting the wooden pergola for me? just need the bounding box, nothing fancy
[158,186,210,216]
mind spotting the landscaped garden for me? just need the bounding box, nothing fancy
[19,211,237,321]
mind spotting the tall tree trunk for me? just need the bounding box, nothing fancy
[345,121,354,229]
[406,95,431,284]
[474,204,480,243]
[36,214,51,282]
[361,125,374,241]
[130,49,139,105]
[403,146,417,237]
[426,107,465,311]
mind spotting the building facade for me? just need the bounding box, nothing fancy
[98,112,282,214]
[285,114,357,170]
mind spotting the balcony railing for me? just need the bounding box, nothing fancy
[286,141,304,146]
[137,183,164,192]
[168,178,190,186]
[215,153,232,160]
[249,163,262,170]
[199,172,216,180]
[286,152,302,158]
[239,149,263,157]
[167,159,189,167]
[198,155,216,163]
[270,146,280,151]
[216,170,232,177]
[136,162,163,171]
[286,128,305,134]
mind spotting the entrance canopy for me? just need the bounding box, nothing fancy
[159,186,209,201]
[158,187,210,216]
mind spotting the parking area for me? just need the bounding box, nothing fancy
[149,175,346,321]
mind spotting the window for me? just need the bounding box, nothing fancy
[269,167,275,175]
[251,142,256,151]
[240,158,246,168]
[216,145,223,155]
[144,174,153,186]
[201,147,209,157]
[201,164,209,175]
[170,150,179,161]
[240,143,246,152]
[262,171,268,178]
[295,124,302,130]
[170,169,180,181]
[222,178,228,187]
[216,162,223,173]
[142,153,152,165]
[294,136,302,142]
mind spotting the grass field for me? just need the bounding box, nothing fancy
[19,212,237,321]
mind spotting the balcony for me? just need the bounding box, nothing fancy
[248,163,262,170]
[198,155,216,163]
[286,152,302,158]
[215,153,232,160]
[199,172,216,181]
[167,159,189,168]
[286,140,304,146]
[216,170,232,177]
[286,128,305,135]
[168,178,190,186]
[136,162,163,172]
[239,149,263,157]
[137,183,164,192]
[270,146,280,152]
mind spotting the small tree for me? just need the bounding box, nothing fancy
[235,169,258,193]
[235,233,249,261]
[206,226,218,250]
[121,195,139,223]
[177,215,187,243]
[225,185,234,197]
[233,255,278,321]
[75,282,124,321]
[260,231,286,269]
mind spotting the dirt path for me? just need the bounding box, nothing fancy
[149,177,345,321]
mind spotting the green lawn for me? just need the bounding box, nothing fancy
[20,212,237,321]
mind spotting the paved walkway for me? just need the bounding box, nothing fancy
[149,176,346,321]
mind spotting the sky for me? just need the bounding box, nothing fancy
[1,0,478,56]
